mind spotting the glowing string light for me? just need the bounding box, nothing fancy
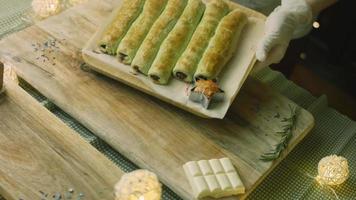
[306,155,350,200]
[316,155,349,186]
[31,0,62,19]
[313,21,320,29]
[114,170,161,200]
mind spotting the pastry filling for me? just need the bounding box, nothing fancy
[100,44,107,50]
[175,72,187,80]
[196,75,207,80]
[118,53,127,61]
[133,65,141,73]
[150,75,160,81]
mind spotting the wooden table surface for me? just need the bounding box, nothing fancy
[0,0,315,199]
[0,72,123,200]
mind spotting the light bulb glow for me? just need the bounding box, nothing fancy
[31,0,61,18]
[114,170,161,200]
[313,21,320,29]
[316,155,349,186]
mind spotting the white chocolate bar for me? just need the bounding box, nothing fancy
[183,158,245,199]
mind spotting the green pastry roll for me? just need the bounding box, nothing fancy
[194,10,248,80]
[173,0,229,82]
[98,0,145,55]
[148,0,205,85]
[117,0,167,64]
[131,0,188,75]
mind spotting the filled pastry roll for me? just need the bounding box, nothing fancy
[117,0,167,64]
[98,0,145,55]
[173,0,229,82]
[194,10,247,80]
[131,0,188,75]
[148,0,205,85]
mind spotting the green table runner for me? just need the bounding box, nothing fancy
[1,1,355,199]
[0,0,31,37]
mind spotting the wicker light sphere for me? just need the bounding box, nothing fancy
[316,155,349,186]
[114,170,162,200]
[31,0,62,19]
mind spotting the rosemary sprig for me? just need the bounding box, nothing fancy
[260,104,301,162]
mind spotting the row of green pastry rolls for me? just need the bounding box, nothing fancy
[132,0,188,75]
[98,0,145,55]
[173,0,230,83]
[148,0,205,85]
[116,0,167,64]
[194,10,248,80]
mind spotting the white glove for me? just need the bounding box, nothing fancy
[254,0,313,71]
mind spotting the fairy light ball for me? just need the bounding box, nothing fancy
[114,170,162,200]
[31,0,62,19]
[316,155,349,186]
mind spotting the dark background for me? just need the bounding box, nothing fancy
[272,0,356,119]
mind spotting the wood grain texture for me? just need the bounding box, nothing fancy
[0,78,123,200]
[0,0,314,199]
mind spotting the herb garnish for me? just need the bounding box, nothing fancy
[260,105,301,162]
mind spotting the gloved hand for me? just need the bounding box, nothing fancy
[254,0,314,71]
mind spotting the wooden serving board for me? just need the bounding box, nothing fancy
[0,0,314,199]
[83,0,266,119]
[0,74,123,199]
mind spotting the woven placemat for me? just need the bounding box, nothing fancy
[247,68,356,200]
[0,0,32,38]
